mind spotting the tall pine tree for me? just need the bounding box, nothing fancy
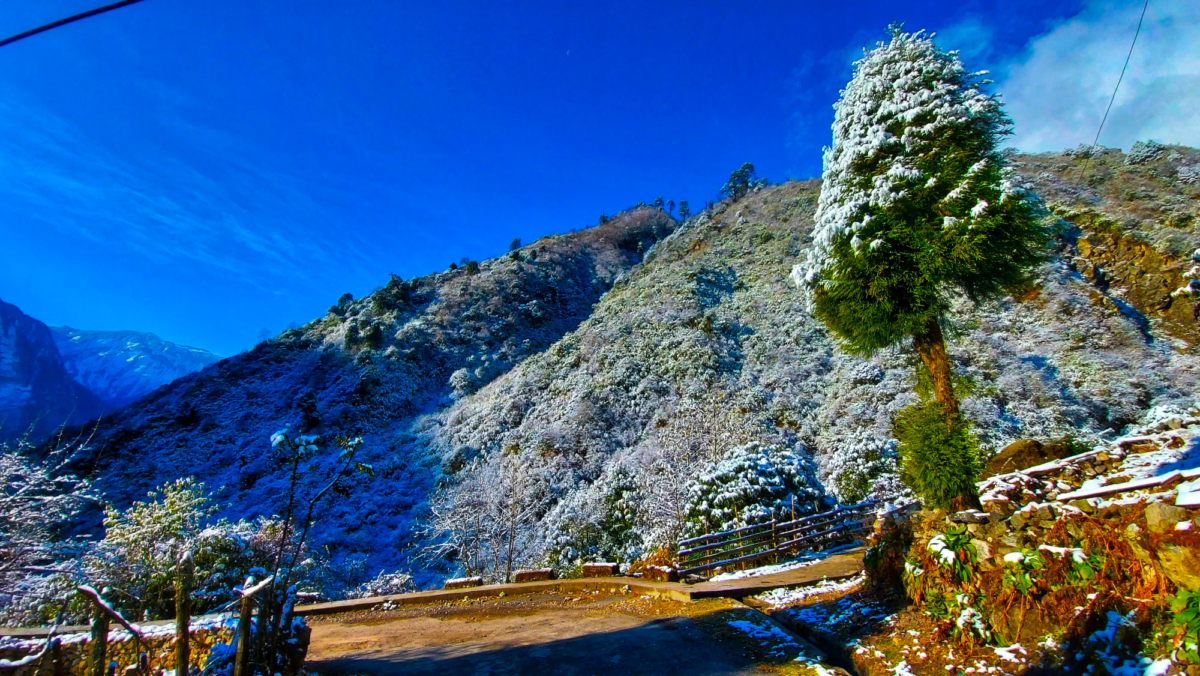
[793,26,1048,507]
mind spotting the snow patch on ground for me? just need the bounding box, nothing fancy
[727,618,796,645]
[753,573,866,608]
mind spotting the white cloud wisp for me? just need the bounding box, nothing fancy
[999,0,1200,153]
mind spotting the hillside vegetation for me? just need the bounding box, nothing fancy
[47,148,1200,588]
[61,209,674,580]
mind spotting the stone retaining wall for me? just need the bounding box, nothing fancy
[0,618,236,676]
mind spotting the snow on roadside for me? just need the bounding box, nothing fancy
[753,573,866,608]
[728,618,798,644]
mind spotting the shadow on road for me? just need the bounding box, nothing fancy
[306,610,775,676]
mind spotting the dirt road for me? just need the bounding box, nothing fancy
[305,590,816,675]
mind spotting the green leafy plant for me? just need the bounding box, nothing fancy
[926,525,978,584]
[1170,590,1200,663]
[1000,548,1044,596]
[1065,550,1104,584]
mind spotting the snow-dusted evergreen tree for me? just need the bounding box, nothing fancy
[543,465,641,573]
[792,26,1048,508]
[792,25,1048,421]
[820,433,910,505]
[681,443,826,538]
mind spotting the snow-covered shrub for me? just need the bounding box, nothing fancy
[544,465,642,573]
[422,454,552,583]
[850,362,885,384]
[0,570,85,627]
[820,433,909,505]
[1179,164,1200,185]
[1126,140,1165,166]
[0,446,95,626]
[681,443,826,538]
[0,447,92,600]
[345,571,415,599]
[1065,144,1101,159]
[85,478,287,620]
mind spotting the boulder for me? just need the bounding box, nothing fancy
[1158,544,1200,591]
[950,510,991,524]
[982,438,1083,479]
[990,596,1057,643]
[643,565,679,583]
[443,576,484,590]
[581,563,621,578]
[970,538,993,562]
[512,568,553,583]
[1145,502,1190,533]
[982,440,1046,478]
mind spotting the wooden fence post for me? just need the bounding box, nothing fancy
[233,575,274,676]
[771,519,778,563]
[77,587,147,676]
[233,586,255,676]
[51,638,64,676]
[87,612,109,676]
[175,553,194,676]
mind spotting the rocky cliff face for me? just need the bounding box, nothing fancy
[0,299,105,446]
[50,328,220,411]
[1015,145,1200,348]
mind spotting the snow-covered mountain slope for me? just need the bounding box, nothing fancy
[62,147,1200,584]
[424,160,1199,559]
[0,299,105,446]
[50,327,220,411]
[68,209,676,575]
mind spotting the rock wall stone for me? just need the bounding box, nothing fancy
[0,623,235,676]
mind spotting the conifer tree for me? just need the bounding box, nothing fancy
[720,163,760,202]
[794,25,1047,421]
[678,201,690,220]
[793,26,1048,509]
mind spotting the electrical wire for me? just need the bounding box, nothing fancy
[1081,0,1151,179]
[0,0,148,49]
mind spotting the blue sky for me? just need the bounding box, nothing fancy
[2,0,1194,356]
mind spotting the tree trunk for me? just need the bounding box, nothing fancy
[913,318,959,420]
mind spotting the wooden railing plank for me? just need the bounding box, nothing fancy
[675,501,876,579]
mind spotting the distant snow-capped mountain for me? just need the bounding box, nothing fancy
[50,327,220,411]
[0,299,105,445]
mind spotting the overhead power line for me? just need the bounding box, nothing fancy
[0,0,148,49]
[1081,0,1150,178]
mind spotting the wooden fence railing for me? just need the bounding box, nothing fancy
[676,500,877,577]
